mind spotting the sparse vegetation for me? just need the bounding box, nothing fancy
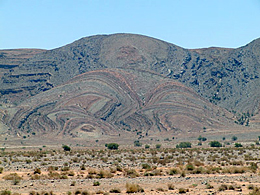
[62,145,71,151]
[126,183,144,193]
[209,141,222,147]
[105,143,119,150]
[1,141,260,193]
[176,142,191,148]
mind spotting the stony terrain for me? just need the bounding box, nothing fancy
[1,143,260,195]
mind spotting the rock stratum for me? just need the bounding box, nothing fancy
[3,69,234,138]
[0,33,260,138]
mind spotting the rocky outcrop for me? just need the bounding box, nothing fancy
[3,69,235,137]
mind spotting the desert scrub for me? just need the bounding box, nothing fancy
[192,166,205,174]
[0,167,3,173]
[0,190,11,195]
[33,168,41,174]
[109,188,121,193]
[97,169,113,178]
[81,191,90,195]
[141,163,151,170]
[93,181,100,186]
[186,163,195,171]
[124,169,139,178]
[218,184,228,191]
[168,183,175,190]
[3,173,22,185]
[168,168,179,175]
[126,183,144,193]
[179,188,189,193]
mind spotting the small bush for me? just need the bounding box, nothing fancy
[81,191,90,195]
[198,135,207,141]
[145,144,150,149]
[168,168,178,175]
[248,184,255,190]
[209,141,222,147]
[0,167,3,174]
[109,188,121,193]
[186,163,195,171]
[105,143,119,150]
[168,183,175,190]
[93,181,100,186]
[0,190,11,195]
[206,183,214,189]
[232,136,238,141]
[156,187,165,192]
[249,162,258,173]
[70,181,76,186]
[74,190,81,195]
[98,169,113,178]
[155,144,161,149]
[34,168,41,174]
[218,184,228,191]
[234,143,243,147]
[249,187,260,195]
[134,140,142,147]
[180,171,186,177]
[3,173,22,181]
[126,183,144,193]
[179,188,189,193]
[124,169,139,178]
[141,163,151,170]
[176,142,191,148]
[62,145,71,151]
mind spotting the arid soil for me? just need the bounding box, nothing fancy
[1,142,260,195]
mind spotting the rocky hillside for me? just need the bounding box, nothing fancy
[3,69,234,138]
[0,33,259,137]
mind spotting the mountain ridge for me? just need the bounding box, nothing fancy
[0,33,260,138]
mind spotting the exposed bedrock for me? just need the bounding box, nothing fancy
[4,69,235,137]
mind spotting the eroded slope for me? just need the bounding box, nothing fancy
[2,69,235,138]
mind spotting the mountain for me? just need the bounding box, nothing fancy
[3,69,234,138]
[0,33,259,138]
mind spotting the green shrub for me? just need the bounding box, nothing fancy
[198,135,207,141]
[62,145,71,151]
[105,143,119,150]
[155,144,161,149]
[176,142,191,148]
[0,167,3,174]
[134,140,142,147]
[234,143,243,147]
[232,136,238,141]
[93,181,100,186]
[141,163,151,170]
[0,190,11,195]
[209,141,222,147]
[145,144,150,149]
[186,163,195,171]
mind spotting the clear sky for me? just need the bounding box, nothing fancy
[1,0,260,50]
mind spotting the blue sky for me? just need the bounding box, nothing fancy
[1,0,260,49]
